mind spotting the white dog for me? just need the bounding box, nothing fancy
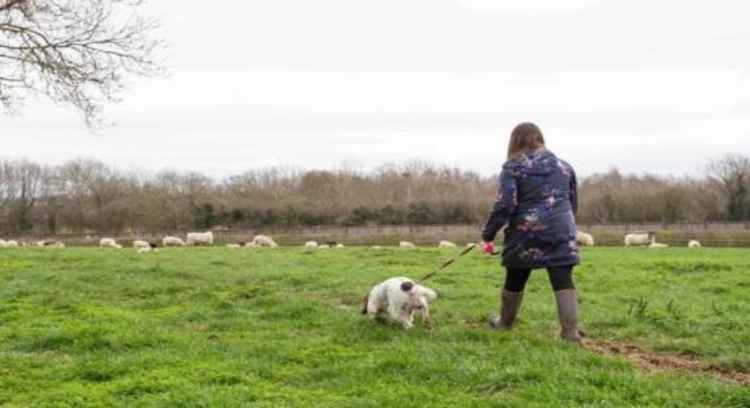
[362,277,437,329]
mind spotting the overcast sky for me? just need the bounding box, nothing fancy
[3,0,749,178]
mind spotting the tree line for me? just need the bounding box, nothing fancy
[1,155,748,236]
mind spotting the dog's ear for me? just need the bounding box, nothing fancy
[400,281,414,292]
[361,294,369,315]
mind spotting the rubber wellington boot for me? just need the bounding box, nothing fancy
[554,289,582,344]
[489,290,524,330]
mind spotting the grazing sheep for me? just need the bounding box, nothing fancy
[137,247,154,254]
[1,240,19,248]
[133,240,151,249]
[226,244,242,249]
[252,235,278,248]
[99,238,119,248]
[51,242,65,248]
[625,233,651,247]
[439,241,457,248]
[648,235,669,249]
[688,240,702,248]
[399,241,416,249]
[335,243,345,249]
[318,244,331,250]
[371,245,383,250]
[163,236,187,247]
[362,277,438,330]
[576,231,595,247]
[305,241,319,249]
[244,242,258,249]
[186,231,214,246]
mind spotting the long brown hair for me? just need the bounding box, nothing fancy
[507,122,546,160]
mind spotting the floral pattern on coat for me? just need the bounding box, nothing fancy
[482,150,580,269]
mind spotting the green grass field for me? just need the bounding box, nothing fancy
[1,247,748,407]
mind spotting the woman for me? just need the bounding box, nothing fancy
[481,123,582,343]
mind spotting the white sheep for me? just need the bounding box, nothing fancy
[318,244,331,250]
[186,231,214,246]
[304,241,319,249]
[133,240,151,249]
[244,242,258,249]
[253,235,278,248]
[137,247,154,254]
[648,235,669,249]
[400,241,416,249]
[576,231,595,247]
[51,241,65,248]
[335,243,345,249]
[163,236,187,247]
[625,233,651,247]
[1,240,19,248]
[439,241,457,248]
[226,244,242,249]
[99,238,119,248]
[688,240,702,248]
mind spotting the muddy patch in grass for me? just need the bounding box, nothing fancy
[585,340,750,386]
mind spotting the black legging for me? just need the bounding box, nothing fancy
[504,266,575,292]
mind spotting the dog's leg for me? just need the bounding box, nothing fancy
[420,300,433,329]
[399,310,415,330]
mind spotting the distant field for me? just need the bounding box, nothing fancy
[0,247,748,406]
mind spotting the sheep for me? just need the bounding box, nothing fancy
[186,231,214,246]
[226,244,242,249]
[1,240,19,248]
[439,240,457,248]
[163,236,187,247]
[688,240,702,248]
[305,241,319,249]
[625,233,651,247]
[318,244,331,250]
[52,242,65,248]
[576,231,595,247]
[648,235,669,249]
[371,245,383,250]
[335,243,345,249]
[137,247,153,254]
[99,238,119,248]
[244,242,258,249]
[252,235,279,248]
[400,241,416,249]
[133,240,151,250]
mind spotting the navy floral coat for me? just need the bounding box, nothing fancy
[482,149,580,269]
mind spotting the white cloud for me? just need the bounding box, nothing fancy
[2,0,750,178]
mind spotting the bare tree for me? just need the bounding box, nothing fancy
[0,0,164,124]
[709,154,750,221]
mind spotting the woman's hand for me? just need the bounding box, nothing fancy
[482,241,496,255]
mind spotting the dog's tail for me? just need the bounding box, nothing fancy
[361,293,369,315]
